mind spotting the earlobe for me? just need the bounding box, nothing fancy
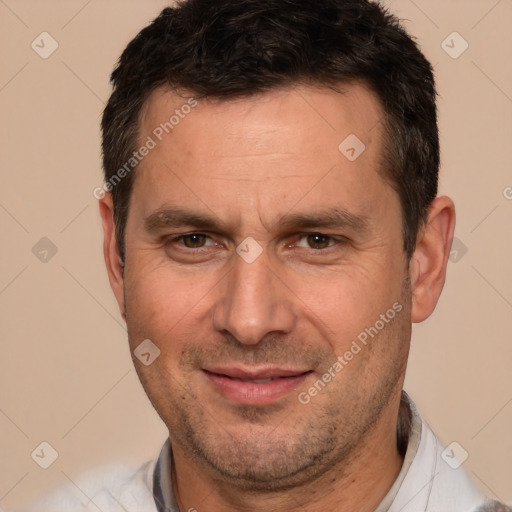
[410,196,456,323]
[99,194,126,320]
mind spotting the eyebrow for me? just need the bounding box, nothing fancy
[276,209,370,233]
[143,205,370,235]
[144,206,223,234]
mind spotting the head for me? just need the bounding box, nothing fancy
[100,0,455,491]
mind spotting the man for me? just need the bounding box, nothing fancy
[21,0,510,511]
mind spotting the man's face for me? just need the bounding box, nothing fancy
[118,84,412,488]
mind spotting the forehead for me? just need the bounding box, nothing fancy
[140,82,383,156]
[131,82,396,233]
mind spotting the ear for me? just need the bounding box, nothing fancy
[409,196,456,323]
[99,193,126,320]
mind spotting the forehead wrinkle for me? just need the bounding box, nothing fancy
[201,173,308,183]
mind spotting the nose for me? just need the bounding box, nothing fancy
[212,250,297,345]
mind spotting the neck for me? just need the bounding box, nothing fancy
[170,395,409,512]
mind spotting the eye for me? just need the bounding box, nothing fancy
[168,233,217,249]
[296,233,336,250]
[162,232,225,263]
[181,233,208,248]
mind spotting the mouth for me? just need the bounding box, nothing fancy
[202,367,313,405]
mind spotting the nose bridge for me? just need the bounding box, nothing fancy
[232,254,273,309]
[213,252,296,344]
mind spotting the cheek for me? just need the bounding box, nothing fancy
[124,267,217,347]
[289,263,401,345]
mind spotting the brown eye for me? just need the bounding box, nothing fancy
[306,233,332,249]
[182,233,207,248]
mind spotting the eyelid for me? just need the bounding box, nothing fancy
[167,232,218,247]
[293,232,348,248]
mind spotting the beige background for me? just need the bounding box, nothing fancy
[1,0,511,508]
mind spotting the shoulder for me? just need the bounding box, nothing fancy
[389,395,492,512]
[13,460,157,512]
[394,418,488,512]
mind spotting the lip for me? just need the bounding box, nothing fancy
[203,366,312,405]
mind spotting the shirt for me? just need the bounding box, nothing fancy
[16,392,498,512]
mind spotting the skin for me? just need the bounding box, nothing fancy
[100,83,455,512]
